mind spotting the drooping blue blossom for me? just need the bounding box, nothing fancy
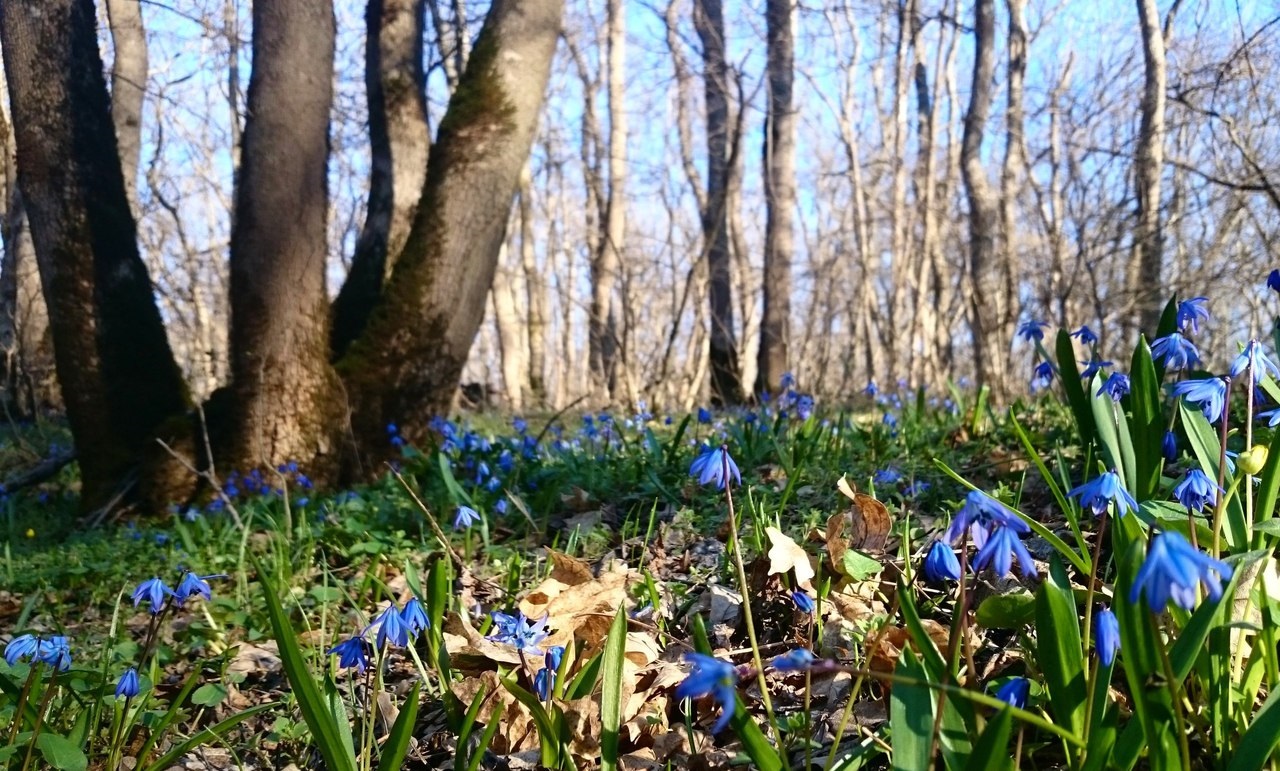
[995,677,1030,709]
[973,525,1039,579]
[689,444,741,490]
[174,572,217,606]
[780,372,796,391]
[372,605,410,649]
[1163,430,1179,461]
[487,611,551,654]
[1176,297,1211,335]
[115,668,140,699]
[1151,333,1201,371]
[400,598,430,636]
[1230,339,1280,383]
[791,590,815,614]
[675,653,738,733]
[1068,470,1138,517]
[1072,325,1099,345]
[1031,360,1055,392]
[1080,358,1113,381]
[1269,270,1280,295]
[535,645,566,700]
[36,636,71,671]
[1260,407,1280,428]
[945,490,1028,548]
[1129,530,1233,613]
[771,648,817,672]
[874,467,902,486]
[132,578,174,615]
[697,407,712,424]
[1097,372,1131,402]
[4,633,38,666]
[453,505,480,530]
[795,394,815,420]
[1173,468,1221,512]
[1017,320,1047,343]
[1095,608,1120,667]
[1171,377,1227,423]
[923,540,962,583]
[494,499,509,516]
[905,480,931,498]
[865,381,879,397]
[327,636,372,672]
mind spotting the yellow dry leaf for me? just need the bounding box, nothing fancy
[766,526,815,587]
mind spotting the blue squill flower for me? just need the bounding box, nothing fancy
[780,372,796,390]
[791,590,815,614]
[1080,358,1112,381]
[1173,468,1220,512]
[689,445,741,490]
[675,653,738,733]
[4,634,38,666]
[796,394,815,420]
[327,636,372,672]
[995,677,1030,709]
[1097,372,1130,402]
[771,649,817,671]
[1163,430,1178,461]
[697,407,712,424]
[453,505,480,530]
[1068,470,1138,517]
[115,668,140,699]
[923,540,961,583]
[1095,608,1120,667]
[875,467,902,485]
[487,611,550,654]
[400,598,429,636]
[1017,320,1047,342]
[372,605,410,649]
[1151,333,1201,370]
[1230,340,1280,383]
[36,636,71,671]
[174,572,218,606]
[1031,360,1055,392]
[865,381,878,397]
[973,525,1039,579]
[945,490,1027,547]
[1072,325,1099,345]
[1269,270,1280,294]
[1176,297,1210,335]
[1172,378,1227,423]
[535,645,565,700]
[1130,531,1233,613]
[132,578,174,615]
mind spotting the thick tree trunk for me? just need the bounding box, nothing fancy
[961,0,1004,394]
[1001,0,1027,370]
[756,0,794,397]
[0,0,187,510]
[1132,0,1166,336]
[331,0,429,357]
[225,0,344,475]
[105,0,147,218]
[694,0,742,406]
[340,0,563,448]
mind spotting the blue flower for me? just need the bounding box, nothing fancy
[1017,320,1047,343]
[1172,377,1227,423]
[796,394,815,420]
[132,578,174,615]
[1151,333,1201,370]
[780,372,796,391]
[905,480,931,498]
[1173,468,1220,512]
[675,653,738,733]
[487,611,550,654]
[1269,270,1280,294]
[973,525,1039,579]
[771,648,817,671]
[1129,530,1233,613]
[535,645,565,700]
[865,381,879,397]
[494,499,508,516]
[4,634,38,666]
[1097,373,1130,402]
[1095,608,1120,667]
[372,605,410,649]
[791,590,815,614]
[37,636,71,671]
[174,572,217,606]
[401,598,430,636]
[1262,408,1280,428]
[327,636,372,672]
[1031,360,1055,392]
[875,467,902,486]
[1163,430,1179,461]
[116,668,140,699]
[697,407,712,424]
[1068,470,1138,517]
[1176,297,1210,335]
[453,505,480,530]
[1072,325,1099,345]
[923,540,962,583]
[689,444,741,490]
[1080,358,1113,381]
[995,677,1030,709]
[1230,340,1280,383]
[945,490,1027,547]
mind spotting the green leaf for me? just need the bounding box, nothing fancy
[500,677,563,769]
[975,591,1036,629]
[1227,684,1280,771]
[600,607,627,771]
[1092,375,1134,491]
[377,681,421,771]
[191,682,228,707]
[1181,401,1247,549]
[890,649,933,771]
[1128,336,1164,501]
[141,703,275,771]
[1057,329,1098,450]
[1252,427,1280,547]
[1035,557,1086,742]
[36,734,87,771]
[1168,552,1255,682]
[842,549,884,580]
[964,707,1013,771]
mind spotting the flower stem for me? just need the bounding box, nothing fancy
[1211,376,1233,554]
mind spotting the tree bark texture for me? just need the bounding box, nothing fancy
[961,0,1004,394]
[105,0,148,218]
[0,0,188,510]
[756,0,794,397]
[694,0,742,405]
[340,0,563,449]
[1132,0,1167,336]
[519,162,548,404]
[331,0,429,357]
[225,0,344,475]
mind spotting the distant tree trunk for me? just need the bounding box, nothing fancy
[340,0,563,448]
[0,0,188,510]
[756,0,794,397]
[519,163,548,405]
[694,0,742,405]
[961,0,1004,394]
[331,0,429,357]
[1132,0,1166,335]
[1000,0,1027,361]
[105,0,147,218]
[491,243,527,410]
[224,0,344,475]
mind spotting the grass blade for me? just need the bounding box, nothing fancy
[600,606,627,771]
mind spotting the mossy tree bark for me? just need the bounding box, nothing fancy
[339,0,563,451]
[0,0,188,510]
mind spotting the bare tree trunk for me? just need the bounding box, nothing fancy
[105,0,147,218]
[225,0,344,475]
[491,242,526,410]
[694,0,742,405]
[756,0,794,397]
[0,0,187,509]
[519,162,547,404]
[1132,0,1167,335]
[341,0,563,448]
[331,0,429,357]
[961,0,1004,394]
[1000,0,1027,363]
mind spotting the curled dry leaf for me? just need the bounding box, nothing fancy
[832,475,892,554]
[765,526,815,587]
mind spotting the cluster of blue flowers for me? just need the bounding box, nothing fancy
[4,634,71,672]
[326,597,432,673]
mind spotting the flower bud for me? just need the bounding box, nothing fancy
[1240,445,1269,475]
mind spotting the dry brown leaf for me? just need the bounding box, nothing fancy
[547,548,595,585]
[442,611,523,669]
[452,671,539,754]
[766,526,815,587]
[519,565,637,650]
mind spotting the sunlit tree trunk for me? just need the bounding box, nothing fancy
[1132,0,1167,336]
[105,0,147,218]
[1000,0,1027,371]
[519,162,548,405]
[756,0,794,397]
